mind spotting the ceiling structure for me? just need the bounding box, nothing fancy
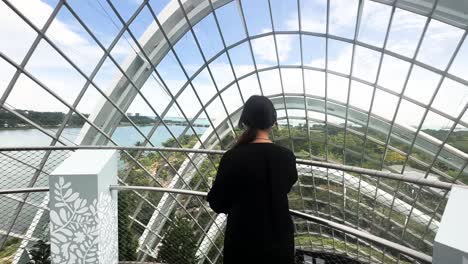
[1,0,468,263]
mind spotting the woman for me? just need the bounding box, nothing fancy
[207,95,298,264]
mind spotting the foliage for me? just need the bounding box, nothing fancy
[118,192,139,261]
[0,238,21,263]
[0,109,159,128]
[157,217,199,264]
[27,240,50,264]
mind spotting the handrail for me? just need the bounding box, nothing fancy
[110,185,207,197]
[0,185,432,262]
[0,145,457,190]
[295,159,453,190]
[288,210,432,263]
[111,185,432,263]
[0,187,49,195]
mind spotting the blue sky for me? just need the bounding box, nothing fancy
[1,0,468,130]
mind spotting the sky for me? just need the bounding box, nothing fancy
[1,0,468,130]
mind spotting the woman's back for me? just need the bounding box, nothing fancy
[207,143,298,264]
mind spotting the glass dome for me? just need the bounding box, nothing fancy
[1,0,468,263]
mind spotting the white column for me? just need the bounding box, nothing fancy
[49,150,118,264]
[433,186,468,264]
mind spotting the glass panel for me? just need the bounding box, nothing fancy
[387,8,426,58]
[300,0,326,33]
[358,1,392,47]
[304,70,325,97]
[206,97,227,125]
[432,77,468,118]
[349,80,373,111]
[173,32,204,77]
[108,0,140,22]
[128,6,153,40]
[405,66,441,105]
[378,54,411,94]
[346,132,365,158]
[251,35,278,68]
[368,116,390,142]
[459,165,468,185]
[302,36,326,68]
[327,74,348,103]
[76,84,107,116]
[191,68,218,106]
[259,69,282,96]
[277,34,301,66]
[26,39,86,106]
[329,0,359,39]
[372,89,399,121]
[9,0,57,28]
[421,111,454,132]
[417,19,464,70]
[193,14,224,60]
[238,74,262,100]
[156,51,186,95]
[0,58,16,98]
[139,74,172,115]
[209,53,235,89]
[221,84,243,114]
[328,39,352,74]
[228,42,255,77]
[0,1,38,64]
[215,1,246,46]
[6,73,69,115]
[449,37,468,81]
[395,100,425,129]
[125,93,156,125]
[110,32,139,67]
[270,0,299,31]
[177,86,202,119]
[353,46,380,83]
[434,148,466,178]
[462,108,468,125]
[148,0,172,15]
[67,0,121,48]
[281,68,303,94]
[241,0,271,36]
[111,122,146,147]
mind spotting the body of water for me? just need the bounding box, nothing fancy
[0,124,207,242]
[0,124,207,147]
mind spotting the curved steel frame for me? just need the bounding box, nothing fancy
[1,0,468,262]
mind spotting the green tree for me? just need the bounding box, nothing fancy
[157,217,199,264]
[118,192,139,261]
[27,240,50,264]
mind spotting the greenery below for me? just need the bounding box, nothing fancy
[423,129,468,153]
[157,217,199,264]
[1,121,465,263]
[118,193,139,261]
[27,240,50,264]
[295,234,411,264]
[0,238,21,264]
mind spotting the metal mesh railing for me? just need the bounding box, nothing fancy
[0,146,457,263]
[0,149,71,264]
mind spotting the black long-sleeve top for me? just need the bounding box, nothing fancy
[207,143,298,264]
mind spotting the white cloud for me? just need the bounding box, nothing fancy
[2,0,468,132]
[251,31,293,63]
[0,0,132,114]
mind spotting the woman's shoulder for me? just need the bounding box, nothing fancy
[271,144,296,159]
[226,143,295,158]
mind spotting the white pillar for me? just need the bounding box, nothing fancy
[49,150,118,264]
[433,186,468,264]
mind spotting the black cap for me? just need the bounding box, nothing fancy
[238,95,277,130]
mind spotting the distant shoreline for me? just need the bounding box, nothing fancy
[0,122,209,131]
